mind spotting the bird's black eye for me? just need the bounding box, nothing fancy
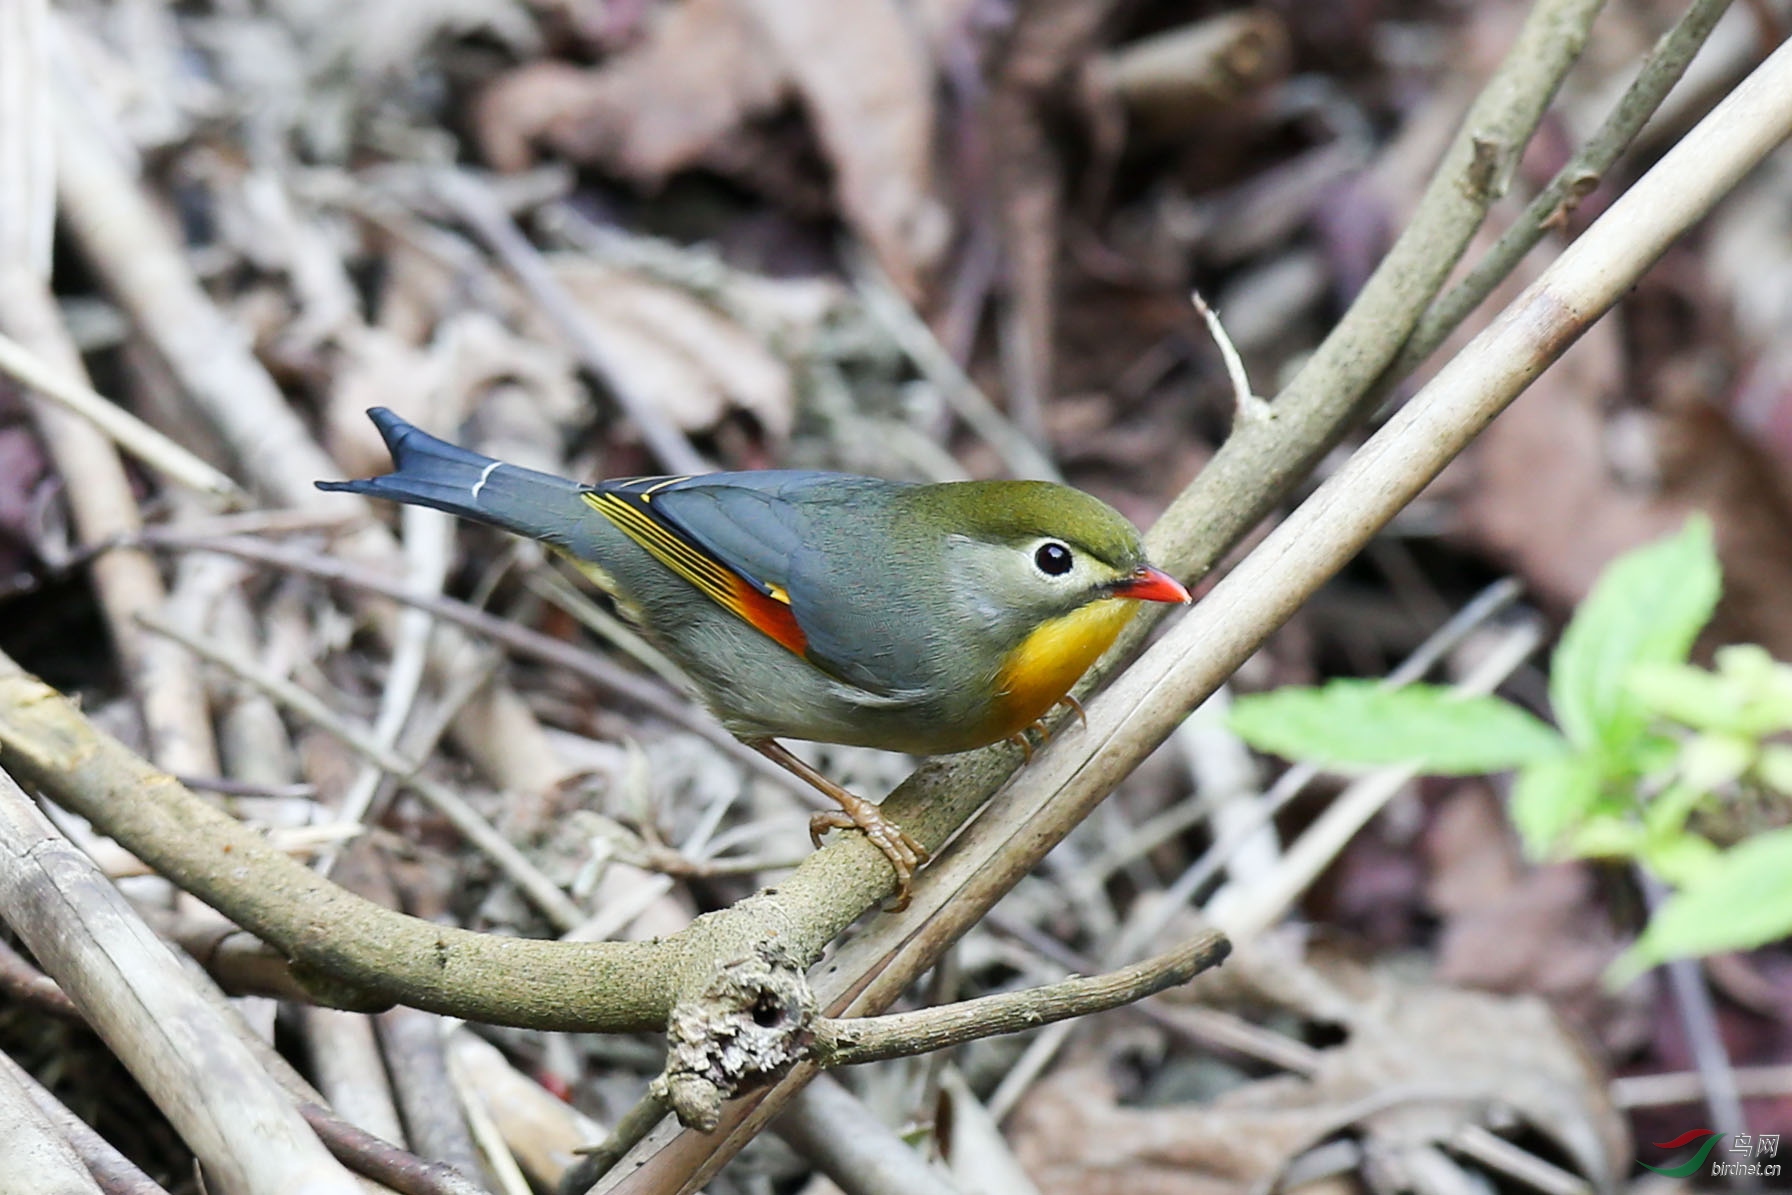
[1034,542,1074,576]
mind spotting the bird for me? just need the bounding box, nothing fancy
[318,408,1189,907]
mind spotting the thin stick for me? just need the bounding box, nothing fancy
[1611,1064,1792,1108]
[850,245,1061,482]
[809,930,1229,1067]
[1641,872,1750,1152]
[562,1094,672,1194]
[773,1077,962,1195]
[0,763,358,1192]
[328,505,454,857]
[1393,0,1735,379]
[1451,1125,1594,1195]
[431,170,711,476]
[138,612,586,933]
[1,1050,170,1194]
[135,531,816,800]
[0,278,222,781]
[525,569,691,692]
[0,330,245,504]
[1190,291,1270,424]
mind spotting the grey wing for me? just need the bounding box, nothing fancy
[642,473,934,697]
[632,472,839,595]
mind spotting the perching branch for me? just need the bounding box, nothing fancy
[0,643,1205,1044]
[592,27,1792,1194]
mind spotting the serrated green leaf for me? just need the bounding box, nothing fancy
[1550,518,1720,755]
[1511,755,1603,858]
[1228,681,1565,775]
[1622,827,1792,970]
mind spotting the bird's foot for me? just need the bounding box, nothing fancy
[1008,728,1038,760]
[1009,696,1090,760]
[747,738,929,910]
[809,793,929,911]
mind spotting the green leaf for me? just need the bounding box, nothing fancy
[1629,732,1683,782]
[1674,732,1753,794]
[1629,662,1736,732]
[1756,744,1792,795]
[1511,755,1603,858]
[1619,827,1792,973]
[1638,833,1722,888]
[1228,681,1566,774]
[1714,645,1792,736]
[1560,813,1645,860]
[1642,780,1712,841]
[1632,648,1792,738]
[1550,518,1720,756]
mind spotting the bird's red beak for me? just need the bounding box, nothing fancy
[1113,565,1191,604]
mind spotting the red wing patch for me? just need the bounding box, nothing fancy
[582,489,808,656]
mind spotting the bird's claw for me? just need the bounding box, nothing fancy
[809,801,929,911]
[1058,693,1088,728]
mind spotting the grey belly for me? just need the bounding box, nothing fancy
[662,606,956,752]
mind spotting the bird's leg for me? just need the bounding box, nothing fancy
[748,739,929,910]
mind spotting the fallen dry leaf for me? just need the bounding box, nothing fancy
[471,0,785,178]
[738,0,948,300]
[324,311,585,476]
[475,0,946,301]
[542,257,797,440]
[1425,786,1652,1056]
[1013,930,1629,1195]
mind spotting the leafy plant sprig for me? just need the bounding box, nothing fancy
[1229,518,1792,982]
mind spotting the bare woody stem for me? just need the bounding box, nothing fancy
[807,930,1230,1068]
[1391,0,1735,378]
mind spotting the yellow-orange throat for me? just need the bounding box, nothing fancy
[993,597,1137,738]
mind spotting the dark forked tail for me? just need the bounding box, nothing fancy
[316,408,588,546]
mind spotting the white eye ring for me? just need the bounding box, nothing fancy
[1033,541,1074,577]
